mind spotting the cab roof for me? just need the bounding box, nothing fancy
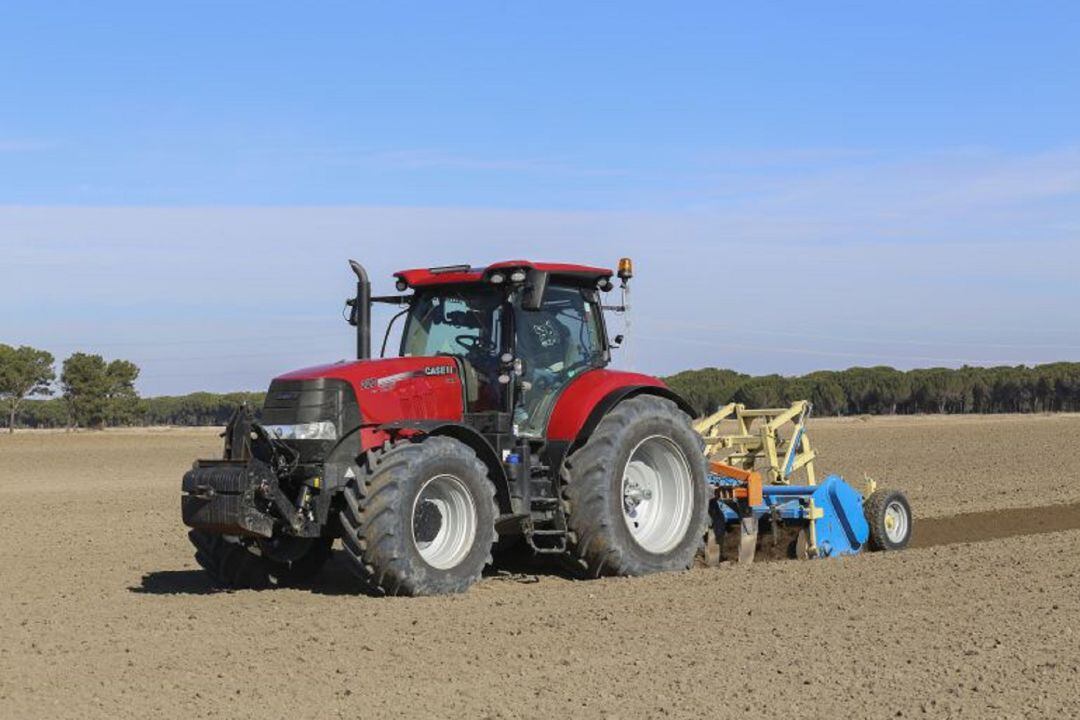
[394,260,613,289]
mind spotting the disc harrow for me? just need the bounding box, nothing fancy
[694,401,912,563]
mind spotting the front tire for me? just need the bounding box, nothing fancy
[562,395,708,577]
[338,436,498,596]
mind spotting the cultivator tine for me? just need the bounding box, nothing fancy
[738,516,758,565]
[794,528,810,560]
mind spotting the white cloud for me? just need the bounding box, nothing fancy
[697,145,1080,242]
[0,144,1077,394]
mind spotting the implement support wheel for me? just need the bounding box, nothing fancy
[864,489,913,551]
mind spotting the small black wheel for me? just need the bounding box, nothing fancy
[189,530,332,589]
[562,395,709,577]
[863,489,913,551]
[338,436,498,596]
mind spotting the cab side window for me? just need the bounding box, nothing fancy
[515,285,605,436]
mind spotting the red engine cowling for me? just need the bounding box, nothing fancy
[271,360,688,455]
[275,356,464,430]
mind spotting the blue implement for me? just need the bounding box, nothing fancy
[707,473,870,558]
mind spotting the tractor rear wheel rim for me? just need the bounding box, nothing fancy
[411,474,477,570]
[883,500,909,544]
[621,435,694,554]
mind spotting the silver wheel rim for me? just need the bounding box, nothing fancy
[621,435,695,554]
[411,474,477,570]
[883,500,909,544]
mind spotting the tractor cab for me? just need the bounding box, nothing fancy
[184,256,716,597]
[392,261,614,436]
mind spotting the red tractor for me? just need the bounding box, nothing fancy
[182,259,708,595]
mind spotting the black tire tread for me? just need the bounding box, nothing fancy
[561,394,708,578]
[188,529,332,589]
[338,435,498,596]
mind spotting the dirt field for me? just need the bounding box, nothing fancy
[2,415,1079,719]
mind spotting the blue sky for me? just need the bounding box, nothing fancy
[2,2,1079,394]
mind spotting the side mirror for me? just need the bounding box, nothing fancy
[522,269,549,311]
[611,334,625,348]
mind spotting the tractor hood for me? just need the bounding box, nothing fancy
[268,356,465,430]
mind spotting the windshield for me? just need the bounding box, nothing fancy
[401,287,506,412]
[401,288,503,358]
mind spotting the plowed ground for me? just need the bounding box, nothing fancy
[2,414,1079,719]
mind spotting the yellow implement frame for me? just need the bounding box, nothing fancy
[694,400,821,558]
[693,400,816,486]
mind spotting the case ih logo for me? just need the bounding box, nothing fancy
[360,366,456,391]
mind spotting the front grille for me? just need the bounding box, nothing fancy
[263,378,360,428]
[261,378,361,462]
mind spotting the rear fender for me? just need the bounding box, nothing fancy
[546,370,694,443]
[570,385,696,453]
[543,372,696,472]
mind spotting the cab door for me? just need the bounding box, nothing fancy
[513,284,606,437]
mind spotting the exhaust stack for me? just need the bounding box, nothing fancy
[347,260,371,360]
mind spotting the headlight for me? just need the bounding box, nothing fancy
[263,421,338,441]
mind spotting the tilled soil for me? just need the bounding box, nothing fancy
[809,412,1080,517]
[913,502,1080,548]
[1,417,1079,719]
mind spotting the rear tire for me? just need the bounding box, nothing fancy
[189,530,332,589]
[863,489,913,551]
[562,395,708,577]
[338,436,498,596]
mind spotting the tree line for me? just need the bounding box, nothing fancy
[665,363,1080,417]
[0,345,142,431]
[1,344,266,431]
[6,342,1080,430]
[13,391,267,430]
